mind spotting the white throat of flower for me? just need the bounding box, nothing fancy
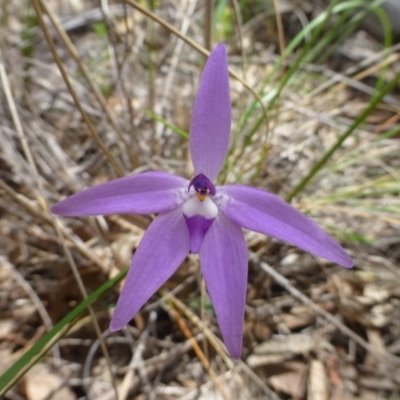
[182,195,218,219]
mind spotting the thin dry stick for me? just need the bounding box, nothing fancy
[231,0,244,72]
[0,178,111,273]
[271,0,286,72]
[40,0,139,168]
[199,273,209,360]
[204,0,213,50]
[118,312,155,400]
[53,221,119,399]
[0,178,118,395]
[163,291,231,364]
[165,292,280,399]
[258,261,400,367]
[335,52,400,93]
[0,50,60,359]
[123,0,269,122]
[0,256,60,359]
[310,52,400,98]
[31,0,124,178]
[169,306,229,400]
[0,93,117,392]
[0,180,118,396]
[0,180,118,399]
[156,0,197,139]
[0,316,78,397]
[99,0,119,82]
[0,51,46,211]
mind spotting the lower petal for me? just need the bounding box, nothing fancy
[200,213,248,359]
[110,207,190,331]
[184,215,214,254]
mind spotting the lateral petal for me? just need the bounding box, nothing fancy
[51,171,188,216]
[218,185,353,268]
[190,44,231,181]
[110,206,190,331]
[200,213,248,359]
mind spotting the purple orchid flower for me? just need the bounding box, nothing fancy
[51,44,353,359]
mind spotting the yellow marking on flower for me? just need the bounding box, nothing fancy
[197,194,206,201]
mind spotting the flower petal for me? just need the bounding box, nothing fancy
[190,44,231,181]
[110,206,190,331]
[184,215,214,254]
[218,185,353,268]
[200,213,248,359]
[51,171,188,216]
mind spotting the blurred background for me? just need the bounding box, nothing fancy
[0,0,400,399]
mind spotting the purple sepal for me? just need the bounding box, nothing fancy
[188,173,216,196]
[184,214,214,253]
[190,44,231,180]
[110,207,190,331]
[219,185,353,268]
[200,213,248,359]
[51,171,188,217]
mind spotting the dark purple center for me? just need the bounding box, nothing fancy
[188,173,216,196]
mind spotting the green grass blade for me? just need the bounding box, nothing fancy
[145,110,188,139]
[0,267,128,396]
[286,70,400,202]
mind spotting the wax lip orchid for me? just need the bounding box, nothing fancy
[51,44,353,359]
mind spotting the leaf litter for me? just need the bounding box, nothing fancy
[0,1,400,399]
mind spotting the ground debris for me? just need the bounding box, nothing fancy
[1,0,400,399]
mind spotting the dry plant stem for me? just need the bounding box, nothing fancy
[0,49,60,358]
[82,330,119,400]
[53,221,119,400]
[258,261,400,368]
[0,256,60,359]
[300,203,400,226]
[119,333,205,395]
[156,0,197,139]
[163,291,230,364]
[40,0,139,169]
[146,0,157,155]
[0,178,111,273]
[204,0,213,50]
[2,317,77,394]
[334,52,400,93]
[118,316,154,400]
[123,0,269,122]
[0,55,117,391]
[0,65,112,275]
[99,0,119,82]
[169,306,229,400]
[120,2,138,135]
[6,36,119,391]
[271,0,286,69]
[32,0,124,178]
[0,82,117,394]
[231,0,244,73]
[200,276,209,360]
[310,51,400,99]
[164,293,279,399]
[130,313,155,396]
[0,50,46,211]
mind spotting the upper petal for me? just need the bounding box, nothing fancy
[51,171,188,216]
[190,44,231,181]
[200,213,248,359]
[110,206,190,331]
[218,185,353,268]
